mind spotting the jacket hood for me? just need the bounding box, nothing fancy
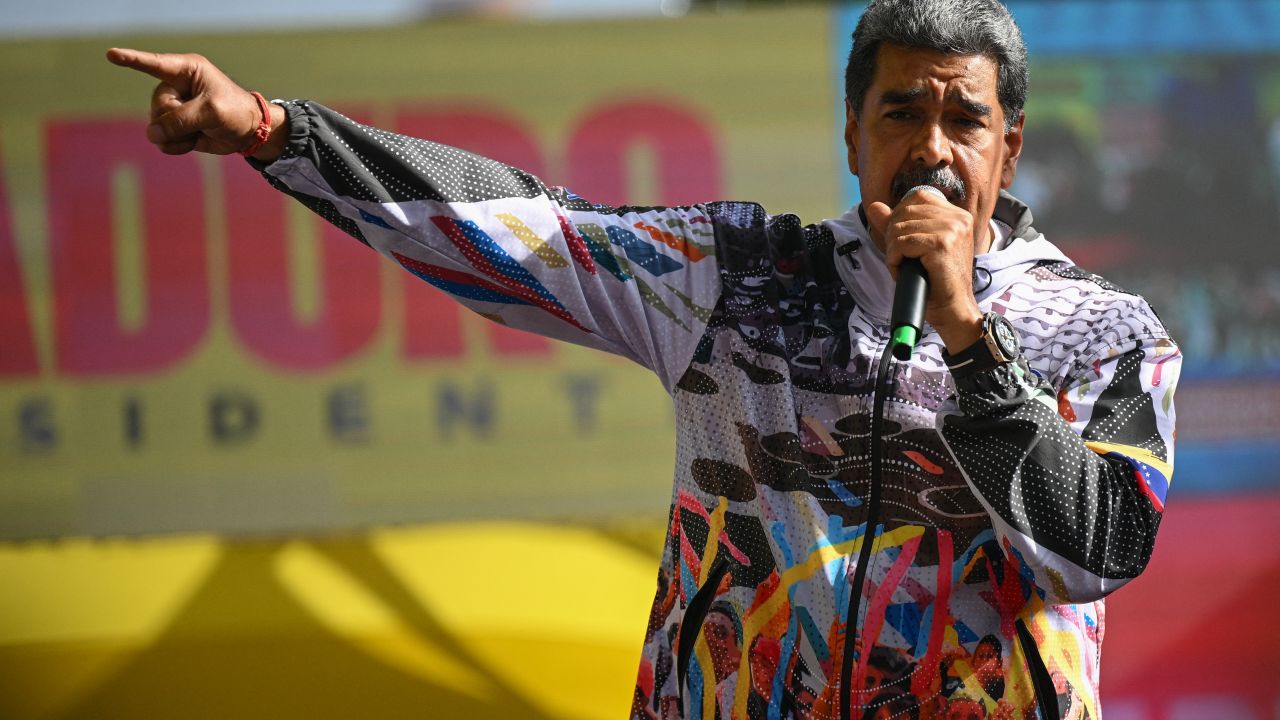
[823,190,1071,322]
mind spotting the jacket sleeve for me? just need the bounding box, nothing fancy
[937,295,1180,605]
[251,100,721,391]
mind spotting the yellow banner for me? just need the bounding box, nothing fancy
[0,9,840,541]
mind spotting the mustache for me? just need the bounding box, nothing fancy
[890,166,967,205]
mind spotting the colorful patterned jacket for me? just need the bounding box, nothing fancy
[255,101,1179,720]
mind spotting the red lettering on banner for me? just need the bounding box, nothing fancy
[0,144,39,376]
[36,101,721,373]
[395,107,551,358]
[223,109,382,371]
[47,120,209,376]
[567,100,722,208]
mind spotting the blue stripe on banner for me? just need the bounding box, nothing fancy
[833,4,862,213]
[1170,441,1280,496]
[830,0,1280,221]
[833,2,1280,63]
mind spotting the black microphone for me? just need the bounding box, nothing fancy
[889,185,944,361]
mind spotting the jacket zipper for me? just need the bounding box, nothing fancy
[1015,618,1060,720]
[839,340,894,720]
[676,555,730,699]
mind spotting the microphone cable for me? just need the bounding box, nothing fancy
[838,339,897,720]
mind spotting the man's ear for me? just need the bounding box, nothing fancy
[1000,112,1025,189]
[844,98,860,177]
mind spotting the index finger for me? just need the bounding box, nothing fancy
[106,48,196,89]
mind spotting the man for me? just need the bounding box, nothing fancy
[108,0,1178,718]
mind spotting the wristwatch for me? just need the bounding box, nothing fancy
[943,311,1020,375]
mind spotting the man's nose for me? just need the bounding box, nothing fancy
[911,120,952,167]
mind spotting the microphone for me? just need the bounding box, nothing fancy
[889,185,945,361]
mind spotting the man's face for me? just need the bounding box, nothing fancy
[844,42,1024,252]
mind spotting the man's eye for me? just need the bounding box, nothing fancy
[954,117,984,129]
[886,110,915,121]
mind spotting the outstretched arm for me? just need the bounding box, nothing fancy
[107,49,723,389]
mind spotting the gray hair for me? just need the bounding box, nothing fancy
[844,0,1029,131]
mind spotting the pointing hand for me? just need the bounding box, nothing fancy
[106,48,286,161]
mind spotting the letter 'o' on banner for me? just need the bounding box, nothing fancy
[47,120,209,377]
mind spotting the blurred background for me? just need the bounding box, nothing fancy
[1,1,1278,718]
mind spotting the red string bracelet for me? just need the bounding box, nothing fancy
[239,91,273,157]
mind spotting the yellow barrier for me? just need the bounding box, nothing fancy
[0,520,666,718]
